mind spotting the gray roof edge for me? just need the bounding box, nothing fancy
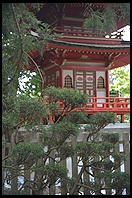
[48,39,130,49]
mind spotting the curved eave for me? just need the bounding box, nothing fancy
[47,39,130,51]
[111,54,130,69]
[27,39,129,71]
[47,39,130,69]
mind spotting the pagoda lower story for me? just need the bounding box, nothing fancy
[28,36,130,122]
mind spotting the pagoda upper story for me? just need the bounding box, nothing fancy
[26,3,129,71]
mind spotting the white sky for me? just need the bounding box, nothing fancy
[105,25,130,40]
[118,25,130,41]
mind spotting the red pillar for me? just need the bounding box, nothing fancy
[121,114,124,123]
[49,114,53,124]
[105,70,109,97]
[105,70,109,108]
[59,68,63,88]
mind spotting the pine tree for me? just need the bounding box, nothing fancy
[84,3,130,34]
[2,3,130,195]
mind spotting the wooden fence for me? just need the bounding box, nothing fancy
[2,123,130,195]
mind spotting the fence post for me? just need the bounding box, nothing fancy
[114,133,120,172]
[23,131,31,194]
[49,150,55,195]
[24,131,30,143]
[71,136,78,195]
[123,133,130,174]
[10,133,18,193]
[113,113,117,122]
[60,159,67,195]
[2,134,6,194]
[24,164,30,195]
[82,133,90,195]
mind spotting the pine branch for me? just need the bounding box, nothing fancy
[5,4,24,87]
[24,50,45,97]
[11,4,23,53]
[76,182,96,191]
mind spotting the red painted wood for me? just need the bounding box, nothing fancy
[56,97,130,115]
[48,43,129,54]
[59,68,63,88]
[49,114,53,124]
[44,67,59,75]
[62,66,106,71]
[75,97,130,114]
[105,70,109,97]
[121,114,124,123]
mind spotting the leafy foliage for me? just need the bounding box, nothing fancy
[110,171,130,194]
[109,65,130,97]
[6,143,45,167]
[84,3,130,34]
[118,3,130,24]
[16,94,47,127]
[18,71,41,97]
[3,101,130,195]
[57,143,75,159]
[64,111,88,124]
[83,12,103,33]
[109,65,130,123]
[2,3,55,99]
[44,86,88,109]
[84,112,114,136]
[103,5,116,34]
[45,163,68,184]
[43,86,88,123]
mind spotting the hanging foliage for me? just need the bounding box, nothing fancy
[84,3,130,34]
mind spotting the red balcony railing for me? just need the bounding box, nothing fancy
[55,97,130,115]
[73,97,130,123]
[47,97,130,123]
[83,97,130,113]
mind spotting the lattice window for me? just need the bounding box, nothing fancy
[97,76,105,88]
[64,75,72,88]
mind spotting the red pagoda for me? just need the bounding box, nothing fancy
[27,3,130,123]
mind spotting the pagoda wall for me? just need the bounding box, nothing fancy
[62,69,107,97]
[96,71,106,104]
[63,70,73,88]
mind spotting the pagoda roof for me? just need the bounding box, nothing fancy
[27,38,129,71]
[47,39,129,69]
[48,39,130,50]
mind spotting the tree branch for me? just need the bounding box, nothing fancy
[23,50,45,96]
[6,4,24,86]
[11,4,23,52]
[76,182,96,192]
